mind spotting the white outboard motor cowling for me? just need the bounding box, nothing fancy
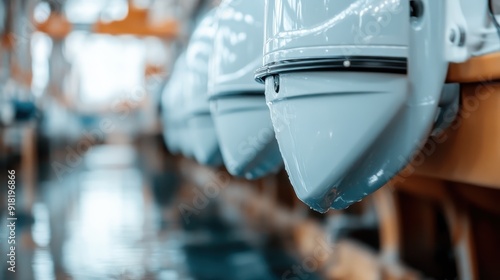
[255,0,473,212]
[208,0,283,179]
[185,10,223,166]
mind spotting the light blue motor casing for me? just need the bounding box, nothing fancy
[207,0,283,180]
[164,60,193,159]
[258,0,455,212]
[185,9,223,167]
[161,53,194,157]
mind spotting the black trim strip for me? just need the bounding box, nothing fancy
[208,91,264,102]
[189,111,212,117]
[254,56,407,83]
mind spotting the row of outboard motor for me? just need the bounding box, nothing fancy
[162,0,500,213]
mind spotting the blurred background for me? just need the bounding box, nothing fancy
[0,0,500,279]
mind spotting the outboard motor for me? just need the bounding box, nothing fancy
[208,0,283,179]
[255,0,496,212]
[184,9,223,166]
[162,53,191,156]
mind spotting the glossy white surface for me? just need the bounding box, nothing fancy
[263,0,453,212]
[211,97,282,179]
[186,10,217,115]
[208,0,283,178]
[208,0,265,96]
[263,0,409,65]
[185,10,222,166]
[161,54,191,156]
[266,72,408,211]
[187,114,223,166]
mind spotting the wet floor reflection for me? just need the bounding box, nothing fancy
[2,140,320,280]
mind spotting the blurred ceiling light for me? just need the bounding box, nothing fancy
[34,2,51,23]
[68,33,145,106]
[30,32,52,98]
[65,0,128,24]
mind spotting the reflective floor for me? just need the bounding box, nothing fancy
[1,137,319,280]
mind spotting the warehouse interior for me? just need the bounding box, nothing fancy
[1,0,500,279]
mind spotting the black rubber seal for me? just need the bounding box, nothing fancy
[254,56,408,83]
[208,91,264,102]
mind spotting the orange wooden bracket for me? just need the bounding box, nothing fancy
[412,52,500,189]
[415,83,500,189]
[447,52,500,83]
[35,13,73,39]
[392,177,479,280]
[93,3,178,38]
